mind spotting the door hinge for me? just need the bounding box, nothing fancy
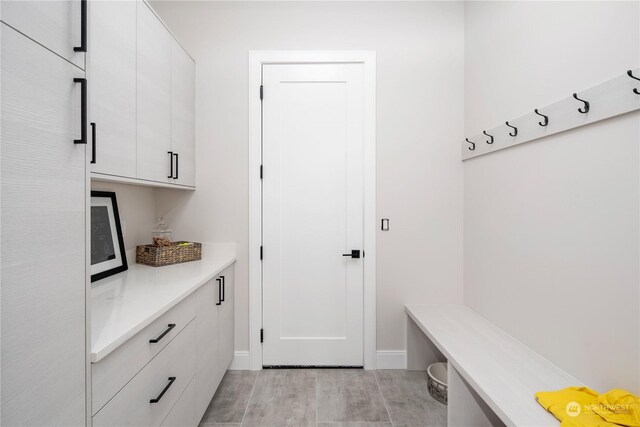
[260,165,263,179]
[260,328,264,343]
[260,85,263,100]
[260,246,263,260]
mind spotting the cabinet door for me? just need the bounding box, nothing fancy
[136,1,171,183]
[1,24,86,426]
[218,265,235,380]
[195,278,221,419]
[88,0,136,178]
[1,0,85,69]
[170,39,196,187]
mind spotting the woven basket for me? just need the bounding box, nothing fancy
[136,242,202,267]
[427,362,448,405]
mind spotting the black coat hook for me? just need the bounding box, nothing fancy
[627,70,640,95]
[482,130,494,144]
[505,121,517,137]
[466,138,476,151]
[572,93,590,113]
[534,109,548,126]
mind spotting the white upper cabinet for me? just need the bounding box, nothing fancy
[89,0,137,178]
[170,38,196,187]
[1,0,85,69]
[136,1,172,183]
[1,23,86,426]
[87,0,196,189]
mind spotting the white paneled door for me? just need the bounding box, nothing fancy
[262,63,365,367]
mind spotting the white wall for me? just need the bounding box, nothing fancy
[464,1,640,392]
[91,182,157,252]
[151,1,465,354]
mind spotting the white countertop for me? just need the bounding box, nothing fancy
[91,244,236,362]
[405,304,582,427]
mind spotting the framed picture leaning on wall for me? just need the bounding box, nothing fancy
[91,191,128,282]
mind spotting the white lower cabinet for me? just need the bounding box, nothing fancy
[93,321,197,427]
[217,266,235,379]
[196,265,235,419]
[195,277,221,416]
[91,263,235,427]
[92,293,197,415]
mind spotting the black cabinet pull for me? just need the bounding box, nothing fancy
[90,122,96,163]
[74,78,87,144]
[149,324,176,343]
[216,278,222,305]
[167,151,174,178]
[220,276,225,302]
[173,153,179,179]
[150,377,176,403]
[74,0,87,52]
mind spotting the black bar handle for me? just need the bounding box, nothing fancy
[150,377,176,403]
[216,278,222,305]
[149,324,176,343]
[220,276,225,302]
[342,250,361,259]
[74,0,87,52]
[90,122,96,163]
[74,78,87,144]
[167,151,174,178]
[173,153,179,179]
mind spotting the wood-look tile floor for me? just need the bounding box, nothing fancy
[199,370,447,427]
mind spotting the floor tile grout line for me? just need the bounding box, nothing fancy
[239,370,260,427]
[315,370,319,427]
[316,423,393,426]
[373,370,395,427]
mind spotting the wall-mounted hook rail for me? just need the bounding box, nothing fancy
[534,109,548,126]
[482,130,494,144]
[462,69,640,161]
[627,70,640,95]
[572,93,590,113]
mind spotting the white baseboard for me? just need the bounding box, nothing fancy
[230,350,406,370]
[376,351,407,369]
[229,351,250,370]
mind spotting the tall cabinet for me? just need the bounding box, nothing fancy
[1,8,87,427]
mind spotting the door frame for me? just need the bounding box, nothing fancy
[248,51,376,370]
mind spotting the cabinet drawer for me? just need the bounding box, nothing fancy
[92,292,196,415]
[161,376,197,427]
[93,320,197,427]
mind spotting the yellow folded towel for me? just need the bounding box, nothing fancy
[535,387,640,427]
[596,390,640,427]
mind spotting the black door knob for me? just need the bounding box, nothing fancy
[342,250,361,259]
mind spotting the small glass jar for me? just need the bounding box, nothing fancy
[152,217,172,242]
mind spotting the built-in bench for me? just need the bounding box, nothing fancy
[405,304,583,427]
